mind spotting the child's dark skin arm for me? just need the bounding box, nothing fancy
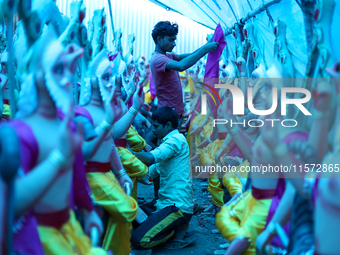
[144,127,158,149]
[132,151,155,166]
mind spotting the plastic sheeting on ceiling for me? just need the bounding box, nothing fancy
[56,0,213,61]
[150,0,309,57]
[149,0,340,64]
[56,0,340,62]
[149,0,285,30]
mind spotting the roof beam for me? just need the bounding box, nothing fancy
[148,0,215,29]
[225,0,282,35]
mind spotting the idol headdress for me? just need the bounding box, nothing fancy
[198,58,207,78]
[0,31,5,53]
[81,49,113,105]
[58,0,85,47]
[17,26,83,118]
[32,0,66,36]
[113,28,123,53]
[14,0,67,76]
[223,34,237,84]
[91,8,106,58]
[243,19,275,102]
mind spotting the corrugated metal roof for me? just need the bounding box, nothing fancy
[56,0,340,61]
[56,0,213,60]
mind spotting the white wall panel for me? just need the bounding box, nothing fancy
[56,0,213,62]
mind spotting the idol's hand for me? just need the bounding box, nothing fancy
[144,144,152,152]
[236,57,246,73]
[215,147,227,165]
[57,104,84,159]
[132,85,145,110]
[115,75,122,97]
[83,209,104,238]
[221,96,234,131]
[325,62,340,93]
[312,81,332,112]
[255,228,275,255]
[118,173,134,191]
[127,78,136,98]
[145,64,150,76]
[261,107,280,151]
[136,112,152,130]
[143,102,151,111]
[105,88,123,125]
[190,126,202,136]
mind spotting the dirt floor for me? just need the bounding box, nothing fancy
[137,179,229,255]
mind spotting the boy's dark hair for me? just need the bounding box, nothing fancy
[152,106,179,129]
[152,21,179,44]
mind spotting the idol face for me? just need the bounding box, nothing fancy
[0,62,6,75]
[127,59,134,70]
[0,74,9,99]
[100,66,113,93]
[138,59,145,75]
[52,45,83,92]
[122,69,130,84]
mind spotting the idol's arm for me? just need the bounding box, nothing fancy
[82,126,113,161]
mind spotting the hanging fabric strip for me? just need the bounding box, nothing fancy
[204,23,226,119]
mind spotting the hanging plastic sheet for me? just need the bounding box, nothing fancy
[331,2,340,61]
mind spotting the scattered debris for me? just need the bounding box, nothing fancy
[220,242,230,249]
[137,179,227,254]
[214,250,227,254]
[198,221,206,227]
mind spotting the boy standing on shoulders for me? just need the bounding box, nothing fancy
[130,106,194,250]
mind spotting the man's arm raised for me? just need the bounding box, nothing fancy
[176,53,191,61]
[167,42,218,72]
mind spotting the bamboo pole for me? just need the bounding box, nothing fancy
[107,0,115,42]
[224,0,282,36]
[6,15,16,117]
[5,10,16,255]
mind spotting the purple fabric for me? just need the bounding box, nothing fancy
[108,52,118,62]
[312,177,320,207]
[72,150,94,212]
[149,72,156,99]
[266,131,309,248]
[6,112,94,254]
[226,142,243,158]
[282,131,309,145]
[204,24,226,119]
[150,52,184,115]
[264,179,290,248]
[57,109,94,212]
[6,120,44,255]
[189,96,201,127]
[75,105,94,125]
[128,96,133,109]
